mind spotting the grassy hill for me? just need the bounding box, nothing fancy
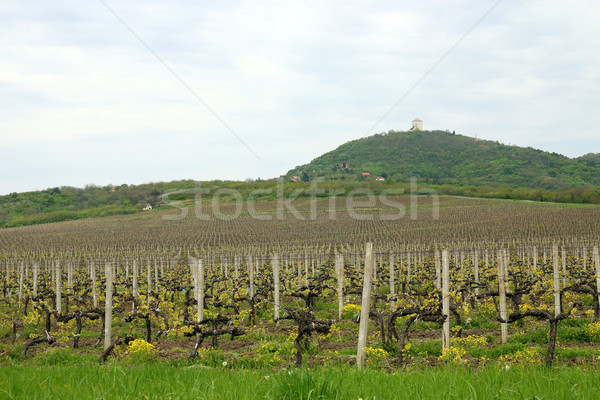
[286,130,600,190]
[0,180,197,228]
[2,129,599,228]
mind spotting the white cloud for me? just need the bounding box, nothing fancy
[1,0,599,194]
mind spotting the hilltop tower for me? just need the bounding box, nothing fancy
[411,118,423,131]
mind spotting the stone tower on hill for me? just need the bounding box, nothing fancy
[411,118,423,131]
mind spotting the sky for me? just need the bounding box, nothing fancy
[1,0,599,195]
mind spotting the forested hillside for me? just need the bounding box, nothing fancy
[287,130,600,190]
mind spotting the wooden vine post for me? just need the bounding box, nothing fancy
[18,263,24,302]
[336,254,344,319]
[190,257,198,308]
[434,249,441,290]
[296,256,302,289]
[233,256,239,281]
[55,261,62,315]
[562,246,567,289]
[197,258,205,323]
[33,262,38,297]
[248,256,255,298]
[389,253,395,308]
[357,242,374,369]
[553,243,561,316]
[154,260,159,287]
[5,263,9,290]
[498,250,508,344]
[147,262,152,294]
[407,253,412,285]
[91,261,98,308]
[67,262,73,295]
[304,254,309,287]
[442,249,450,350]
[132,260,138,299]
[272,254,280,324]
[104,262,113,351]
[594,246,600,313]
[474,250,480,296]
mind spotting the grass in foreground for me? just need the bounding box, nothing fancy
[1,363,599,399]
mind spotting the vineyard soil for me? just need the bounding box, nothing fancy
[1,195,600,397]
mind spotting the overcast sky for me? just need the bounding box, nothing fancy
[1,0,598,195]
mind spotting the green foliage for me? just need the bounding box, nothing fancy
[286,130,600,195]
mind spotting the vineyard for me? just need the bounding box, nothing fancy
[1,195,600,397]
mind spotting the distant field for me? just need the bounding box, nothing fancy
[1,195,598,250]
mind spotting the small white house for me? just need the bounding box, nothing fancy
[142,204,153,211]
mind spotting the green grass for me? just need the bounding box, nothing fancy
[509,320,596,345]
[28,347,99,366]
[555,345,600,359]
[466,311,502,330]
[1,363,600,399]
[406,339,442,357]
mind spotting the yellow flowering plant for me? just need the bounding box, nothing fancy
[364,346,390,367]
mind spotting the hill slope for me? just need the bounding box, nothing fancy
[2,130,599,229]
[0,180,197,228]
[286,130,600,190]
